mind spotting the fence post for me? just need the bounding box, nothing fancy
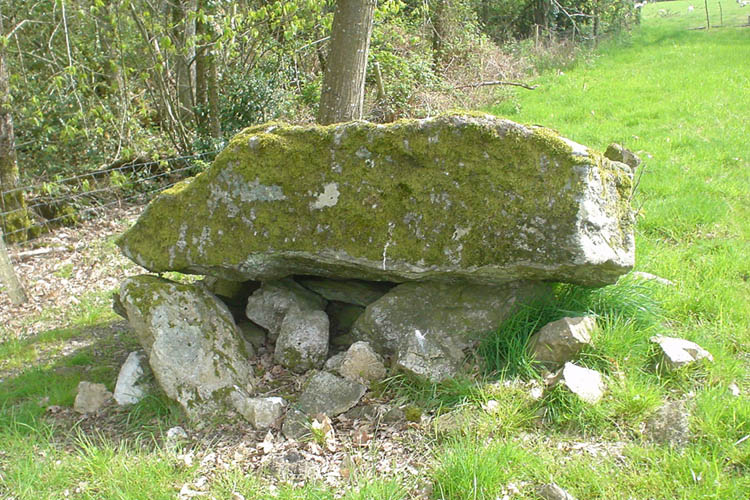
[0,227,27,305]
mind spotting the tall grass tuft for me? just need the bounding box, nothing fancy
[479,278,663,378]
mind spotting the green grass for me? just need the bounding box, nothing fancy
[2,3,749,498]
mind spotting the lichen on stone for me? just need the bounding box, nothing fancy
[117,112,634,286]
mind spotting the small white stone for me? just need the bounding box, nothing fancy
[560,362,605,404]
[650,335,713,370]
[165,426,189,449]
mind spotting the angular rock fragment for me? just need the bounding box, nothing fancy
[650,335,713,370]
[245,278,326,338]
[282,408,311,440]
[352,280,550,355]
[119,275,254,419]
[274,308,329,372]
[297,371,366,416]
[552,362,606,404]
[394,330,463,383]
[537,483,578,500]
[324,352,347,372]
[114,350,153,406]
[643,400,690,448]
[118,114,635,287]
[338,341,387,383]
[74,381,112,414]
[231,395,286,430]
[604,143,641,170]
[528,316,596,370]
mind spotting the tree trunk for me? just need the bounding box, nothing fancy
[206,50,221,138]
[195,4,208,130]
[0,10,31,242]
[195,1,220,138]
[172,0,196,122]
[431,0,449,71]
[0,227,26,305]
[318,0,377,125]
[534,0,550,31]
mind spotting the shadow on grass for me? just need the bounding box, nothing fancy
[0,318,183,442]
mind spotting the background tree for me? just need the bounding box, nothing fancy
[0,7,32,242]
[318,0,377,125]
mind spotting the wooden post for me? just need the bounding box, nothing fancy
[0,228,27,305]
[704,0,710,30]
[718,1,723,26]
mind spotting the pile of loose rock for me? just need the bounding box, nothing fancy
[100,113,647,429]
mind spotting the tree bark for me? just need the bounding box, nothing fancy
[318,0,377,125]
[195,1,220,138]
[0,9,31,242]
[0,227,26,305]
[431,0,449,70]
[206,48,221,138]
[195,3,208,129]
[172,0,196,122]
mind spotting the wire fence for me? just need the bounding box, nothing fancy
[0,151,219,249]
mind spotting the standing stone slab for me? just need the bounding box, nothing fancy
[117,113,634,287]
[245,278,327,337]
[352,280,551,355]
[274,308,330,372]
[119,275,254,419]
[114,350,153,406]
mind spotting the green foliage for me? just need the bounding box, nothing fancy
[432,439,542,499]
[217,68,288,136]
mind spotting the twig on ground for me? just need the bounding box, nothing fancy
[13,247,67,260]
[457,80,538,90]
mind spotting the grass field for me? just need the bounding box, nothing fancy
[1,2,749,498]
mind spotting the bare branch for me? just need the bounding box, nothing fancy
[457,80,538,90]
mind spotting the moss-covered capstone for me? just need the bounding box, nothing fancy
[118,113,634,286]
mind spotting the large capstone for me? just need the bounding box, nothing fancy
[119,275,254,419]
[117,113,634,287]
